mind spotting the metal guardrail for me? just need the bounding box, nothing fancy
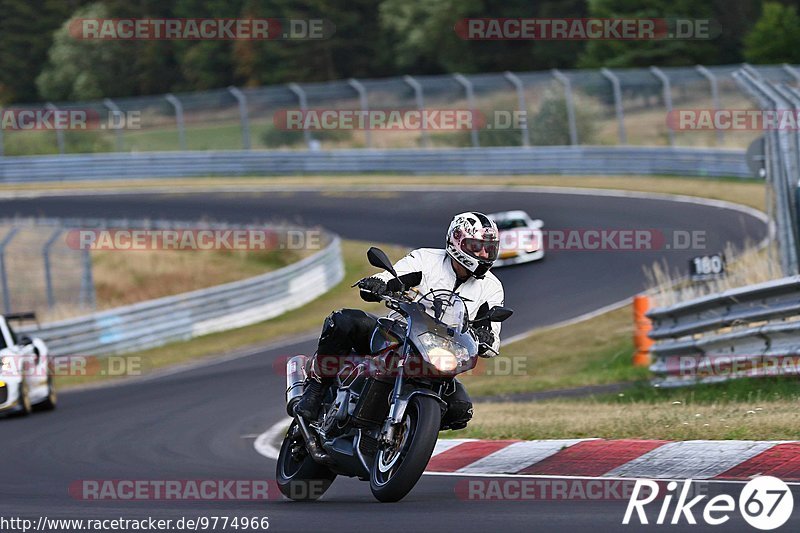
[18,235,344,357]
[648,276,800,387]
[0,146,753,182]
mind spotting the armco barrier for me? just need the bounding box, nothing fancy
[647,276,800,387]
[19,235,344,357]
[0,146,752,182]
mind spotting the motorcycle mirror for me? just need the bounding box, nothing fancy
[487,306,514,323]
[367,247,398,278]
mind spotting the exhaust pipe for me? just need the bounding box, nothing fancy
[285,355,308,416]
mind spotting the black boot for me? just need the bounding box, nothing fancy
[294,379,327,420]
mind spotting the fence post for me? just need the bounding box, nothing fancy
[695,65,724,146]
[288,83,312,149]
[403,75,429,148]
[453,74,479,148]
[46,103,66,154]
[551,69,578,146]
[0,106,4,156]
[503,71,530,147]
[650,67,675,147]
[783,64,800,87]
[348,78,371,148]
[165,94,187,151]
[43,227,63,309]
[103,98,125,152]
[80,247,96,309]
[0,227,20,313]
[601,68,627,145]
[227,86,251,150]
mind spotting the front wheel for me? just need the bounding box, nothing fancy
[370,395,441,502]
[276,420,336,501]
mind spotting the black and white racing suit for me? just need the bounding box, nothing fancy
[311,248,505,429]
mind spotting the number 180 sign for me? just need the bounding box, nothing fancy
[690,253,726,282]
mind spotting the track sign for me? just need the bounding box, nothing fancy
[689,253,726,281]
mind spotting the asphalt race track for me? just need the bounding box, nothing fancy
[0,187,781,533]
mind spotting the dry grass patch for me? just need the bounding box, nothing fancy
[459,398,800,441]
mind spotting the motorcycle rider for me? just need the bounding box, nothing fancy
[295,212,505,430]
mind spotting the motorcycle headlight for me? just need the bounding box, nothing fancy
[0,356,12,373]
[418,333,469,372]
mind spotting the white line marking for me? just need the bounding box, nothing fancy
[456,439,591,475]
[254,416,292,461]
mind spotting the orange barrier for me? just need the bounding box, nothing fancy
[632,295,653,367]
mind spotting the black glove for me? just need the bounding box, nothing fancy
[358,277,388,302]
[473,327,495,356]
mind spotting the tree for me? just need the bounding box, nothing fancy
[36,3,134,101]
[379,0,588,74]
[577,0,717,68]
[744,1,800,64]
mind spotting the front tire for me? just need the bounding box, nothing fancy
[370,395,441,502]
[16,380,32,416]
[276,420,336,501]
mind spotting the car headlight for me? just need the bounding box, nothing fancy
[418,333,469,372]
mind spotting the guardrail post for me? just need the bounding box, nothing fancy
[650,67,675,147]
[165,94,187,151]
[503,71,530,147]
[695,66,724,146]
[453,73,479,148]
[46,103,65,154]
[783,64,800,87]
[0,227,20,313]
[227,86,251,150]
[633,295,653,367]
[102,98,125,152]
[80,247,95,309]
[601,68,627,145]
[403,75,429,148]
[551,69,578,146]
[287,83,312,149]
[347,78,371,148]
[42,227,63,309]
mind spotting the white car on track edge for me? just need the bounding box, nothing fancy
[489,210,545,267]
[0,312,56,416]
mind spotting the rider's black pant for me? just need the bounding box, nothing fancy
[311,308,473,428]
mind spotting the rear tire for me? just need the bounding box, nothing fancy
[370,395,441,502]
[37,365,57,411]
[276,420,336,501]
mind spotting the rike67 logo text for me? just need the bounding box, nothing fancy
[623,477,793,530]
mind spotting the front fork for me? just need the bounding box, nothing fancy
[381,361,407,445]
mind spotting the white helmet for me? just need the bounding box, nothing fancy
[446,212,500,279]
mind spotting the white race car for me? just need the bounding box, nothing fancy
[489,210,545,267]
[0,312,56,416]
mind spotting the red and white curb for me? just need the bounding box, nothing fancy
[255,420,800,481]
[426,438,800,481]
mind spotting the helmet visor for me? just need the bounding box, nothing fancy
[462,238,499,262]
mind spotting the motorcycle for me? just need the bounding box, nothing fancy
[276,247,513,502]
